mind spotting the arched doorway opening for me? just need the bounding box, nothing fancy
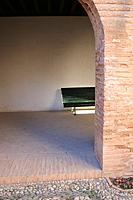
[0,0,104,184]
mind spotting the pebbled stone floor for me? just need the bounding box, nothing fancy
[0,178,133,200]
[0,111,102,185]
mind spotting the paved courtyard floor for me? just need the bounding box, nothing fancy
[0,111,102,185]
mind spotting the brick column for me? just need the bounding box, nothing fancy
[78,0,133,177]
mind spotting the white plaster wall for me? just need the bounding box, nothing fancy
[0,17,95,112]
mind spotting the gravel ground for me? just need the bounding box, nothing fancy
[0,178,133,200]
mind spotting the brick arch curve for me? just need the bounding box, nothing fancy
[77,0,133,178]
[77,0,105,170]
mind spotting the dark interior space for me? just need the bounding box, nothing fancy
[0,0,87,17]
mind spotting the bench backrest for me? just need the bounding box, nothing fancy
[61,87,95,108]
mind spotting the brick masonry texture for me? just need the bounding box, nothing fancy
[78,0,133,177]
[0,156,102,185]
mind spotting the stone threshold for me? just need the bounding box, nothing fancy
[0,155,102,185]
[0,170,102,185]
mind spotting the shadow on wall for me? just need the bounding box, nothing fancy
[50,89,64,110]
[0,17,95,112]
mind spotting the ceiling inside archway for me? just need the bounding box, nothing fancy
[0,0,87,17]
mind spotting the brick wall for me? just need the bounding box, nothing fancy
[78,0,133,177]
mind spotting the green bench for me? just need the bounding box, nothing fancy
[61,87,95,115]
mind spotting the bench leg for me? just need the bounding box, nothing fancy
[73,107,76,115]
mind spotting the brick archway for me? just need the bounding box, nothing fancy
[77,0,133,177]
[78,0,104,171]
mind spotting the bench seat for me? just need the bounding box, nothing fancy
[61,87,95,114]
